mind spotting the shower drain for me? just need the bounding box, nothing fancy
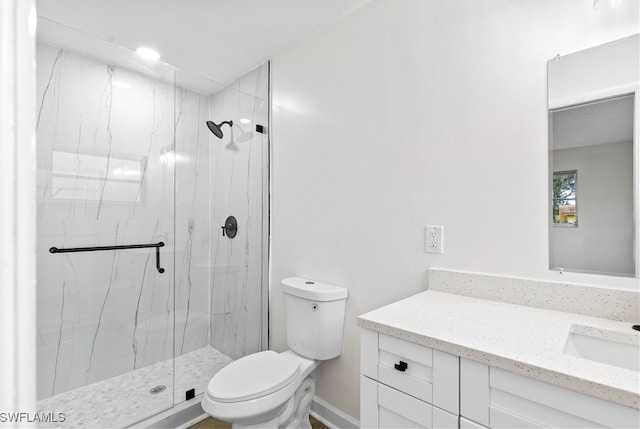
[149,385,167,395]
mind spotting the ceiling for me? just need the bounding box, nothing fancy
[36,0,370,88]
[552,95,634,150]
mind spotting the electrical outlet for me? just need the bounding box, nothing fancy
[425,226,444,254]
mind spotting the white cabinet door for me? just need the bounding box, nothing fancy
[460,358,640,429]
[361,328,378,380]
[361,375,379,428]
[433,350,459,415]
[489,367,640,428]
[460,358,489,427]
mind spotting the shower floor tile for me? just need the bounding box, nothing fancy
[37,346,232,428]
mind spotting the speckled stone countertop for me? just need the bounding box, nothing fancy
[358,290,640,409]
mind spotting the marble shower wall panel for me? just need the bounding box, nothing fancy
[174,87,211,359]
[209,63,269,359]
[35,43,192,403]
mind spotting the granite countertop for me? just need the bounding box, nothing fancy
[358,290,640,409]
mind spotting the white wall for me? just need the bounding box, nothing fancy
[551,141,634,275]
[0,0,37,422]
[269,0,639,420]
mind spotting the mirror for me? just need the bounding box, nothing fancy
[550,95,634,275]
[548,35,639,277]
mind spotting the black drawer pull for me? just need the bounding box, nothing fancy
[394,361,408,372]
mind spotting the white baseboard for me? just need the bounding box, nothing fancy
[310,396,359,429]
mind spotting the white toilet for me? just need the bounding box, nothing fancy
[201,277,348,429]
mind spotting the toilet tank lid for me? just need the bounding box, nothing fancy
[282,277,348,302]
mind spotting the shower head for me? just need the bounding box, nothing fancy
[206,120,233,138]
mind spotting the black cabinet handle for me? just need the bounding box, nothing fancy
[394,361,408,372]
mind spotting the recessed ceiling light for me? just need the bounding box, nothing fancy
[112,81,130,89]
[136,47,160,61]
[240,118,251,124]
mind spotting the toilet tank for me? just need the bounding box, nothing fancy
[282,277,348,360]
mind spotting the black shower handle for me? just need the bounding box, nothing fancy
[221,216,238,238]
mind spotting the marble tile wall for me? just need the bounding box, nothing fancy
[36,42,269,420]
[209,64,269,359]
[35,43,211,410]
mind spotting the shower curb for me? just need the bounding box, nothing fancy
[134,394,206,429]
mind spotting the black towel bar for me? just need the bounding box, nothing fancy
[49,242,165,273]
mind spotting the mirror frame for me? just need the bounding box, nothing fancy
[547,35,639,278]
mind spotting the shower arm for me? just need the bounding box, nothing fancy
[49,242,166,274]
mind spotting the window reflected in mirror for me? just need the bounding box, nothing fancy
[552,171,577,226]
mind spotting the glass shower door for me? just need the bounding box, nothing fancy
[35,40,177,428]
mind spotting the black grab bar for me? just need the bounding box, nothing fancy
[49,242,166,273]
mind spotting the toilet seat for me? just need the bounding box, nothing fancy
[207,351,301,403]
[202,350,320,426]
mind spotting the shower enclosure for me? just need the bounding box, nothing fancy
[35,21,268,428]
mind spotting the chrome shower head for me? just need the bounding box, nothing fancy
[206,120,233,138]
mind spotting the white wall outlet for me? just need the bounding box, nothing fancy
[425,226,444,254]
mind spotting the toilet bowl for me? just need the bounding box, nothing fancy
[202,350,318,428]
[201,277,348,428]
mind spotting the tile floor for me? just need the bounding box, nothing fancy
[190,415,329,429]
[37,346,232,428]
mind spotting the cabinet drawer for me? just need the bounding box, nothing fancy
[361,376,459,429]
[379,382,432,428]
[379,334,434,403]
[361,329,459,414]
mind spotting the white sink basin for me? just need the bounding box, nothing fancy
[564,325,640,371]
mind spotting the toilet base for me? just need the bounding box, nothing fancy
[227,370,317,429]
[276,370,316,429]
[232,416,279,429]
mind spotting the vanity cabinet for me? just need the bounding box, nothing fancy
[361,329,640,429]
[460,358,640,429]
[360,329,459,428]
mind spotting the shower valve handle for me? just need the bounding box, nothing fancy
[221,216,238,239]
